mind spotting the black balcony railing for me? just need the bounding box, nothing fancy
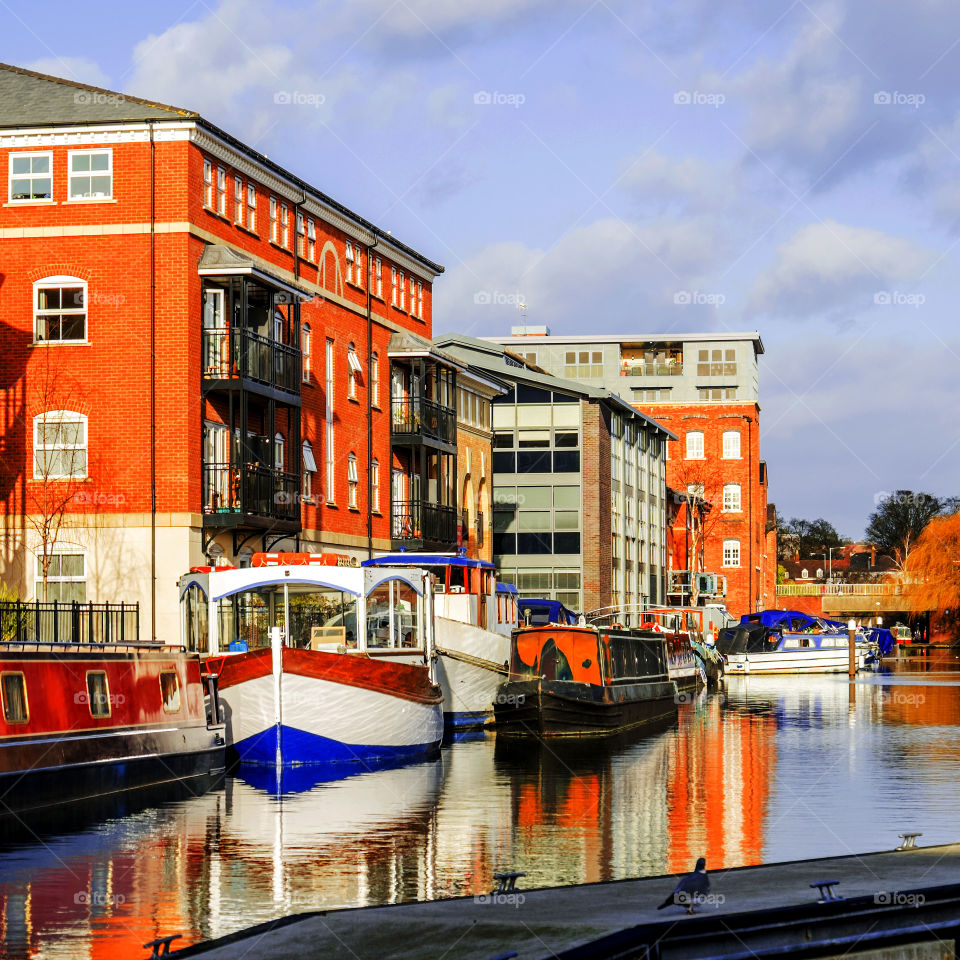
[203,462,300,523]
[0,601,139,644]
[203,328,301,395]
[392,500,458,545]
[391,396,456,445]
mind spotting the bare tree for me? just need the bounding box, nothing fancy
[670,458,725,605]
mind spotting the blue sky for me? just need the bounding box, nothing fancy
[4,0,959,539]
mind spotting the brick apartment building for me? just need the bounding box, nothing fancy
[491,329,775,616]
[435,334,674,616]
[0,64,478,639]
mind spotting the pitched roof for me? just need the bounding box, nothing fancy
[0,62,195,125]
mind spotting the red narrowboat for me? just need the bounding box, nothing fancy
[0,640,225,819]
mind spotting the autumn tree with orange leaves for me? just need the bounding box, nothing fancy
[903,512,960,624]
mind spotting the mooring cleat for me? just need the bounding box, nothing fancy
[810,880,842,903]
[491,871,525,894]
[143,935,182,958]
[896,832,922,850]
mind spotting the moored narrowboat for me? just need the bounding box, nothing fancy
[494,624,678,737]
[0,636,225,819]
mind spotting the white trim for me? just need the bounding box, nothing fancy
[32,410,88,480]
[67,148,113,200]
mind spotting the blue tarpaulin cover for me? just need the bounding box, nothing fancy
[869,627,897,657]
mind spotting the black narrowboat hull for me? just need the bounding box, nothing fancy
[494,678,678,738]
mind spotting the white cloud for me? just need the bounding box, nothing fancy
[749,219,933,319]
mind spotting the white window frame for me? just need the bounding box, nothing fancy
[34,276,87,343]
[269,196,278,243]
[723,539,741,568]
[33,410,88,479]
[203,159,213,208]
[301,323,311,382]
[9,151,53,203]
[346,241,354,284]
[355,245,363,288]
[67,148,113,201]
[302,440,317,500]
[375,258,383,298]
[216,166,227,215]
[398,271,406,311]
[326,339,335,502]
[722,483,741,512]
[685,431,704,460]
[234,177,244,224]
[391,266,398,306]
[371,352,380,407]
[307,218,316,261]
[274,432,285,471]
[296,211,305,256]
[347,452,359,508]
[36,548,86,603]
[347,343,362,398]
[246,183,257,232]
[722,430,741,459]
[281,202,289,248]
[416,280,423,318]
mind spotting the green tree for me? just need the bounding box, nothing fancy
[779,516,845,559]
[865,491,956,568]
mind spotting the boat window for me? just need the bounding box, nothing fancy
[1,673,28,724]
[367,579,421,649]
[287,589,359,651]
[539,639,573,682]
[160,672,181,713]
[448,565,468,593]
[86,672,111,718]
[782,639,799,649]
[512,631,544,677]
[182,583,209,654]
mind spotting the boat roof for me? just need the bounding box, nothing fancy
[362,553,496,570]
[496,582,519,595]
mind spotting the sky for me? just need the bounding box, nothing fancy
[3,0,959,539]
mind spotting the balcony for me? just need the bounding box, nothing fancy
[391,396,456,448]
[392,500,458,548]
[203,462,300,529]
[620,360,684,377]
[203,328,301,399]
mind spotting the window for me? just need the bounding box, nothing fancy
[723,539,741,568]
[722,430,741,459]
[371,353,380,407]
[274,432,285,471]
[33,412,87,479]
[296,211,305,256]
[391,266,398,306]
[632,388,671,403]
[34,277,86,342]
[398,271,406,310]
[375,258,383,298]
[234,177,244,224]
[371,458,380,512]
[302,440,317,500]
[203,159,213,208]
[416,281,423,319]
[346,241,355,283]
[1,673,28,724]
[816,567,824,579]
[68,149,112,200]
[685,431,704,460]
[86,671,110,718]
[355,245,363,288]
[722,483,741,512]
[246,183,257,232]
[37,551,85,602]
[269,196,278,243]
[301,324,311,381]
[697,387,737,401]
[216,166,227,215]
[563,350,603,378]
[307,218,316,260]
[801,567,809,579]
[326,339,335,501]
[281,202,289,247]
[160,672,181,712]
[9,152,52,202]
[347,343,362,398]
[347,452,359,508]
[409,276,416,315]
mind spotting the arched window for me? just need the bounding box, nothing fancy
[302,440,317,500]
[816,568,824,579]
[371,352,380,407]
[685,431,704,460]
[347,342,362,398]
[33,411,87,479]
[371,458,380,512]
[301,323,311,382]
[34,276,87,343]
[801,568,809,579]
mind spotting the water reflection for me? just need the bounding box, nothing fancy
[2,664,960,958]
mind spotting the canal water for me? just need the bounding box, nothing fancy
[3,658,959,958]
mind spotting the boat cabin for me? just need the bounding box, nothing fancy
[508,626,669,686]
[517,599,579,627]
[179,561,433,656]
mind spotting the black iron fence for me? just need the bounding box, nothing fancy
[392,500,458,545]
[391,396,456,445]
[203,462,300,522]
[202,328,301,395]
[0,601,140,644]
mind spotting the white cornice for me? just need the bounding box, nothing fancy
[0,122,192,147]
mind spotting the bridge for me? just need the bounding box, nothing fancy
[775,582,921,617]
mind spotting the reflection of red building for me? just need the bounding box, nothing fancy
[665,699,777,873]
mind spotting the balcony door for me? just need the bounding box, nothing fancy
[203,288,226,376]
[204,421,230,510]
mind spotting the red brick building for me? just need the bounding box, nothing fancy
[0,64,457,639]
